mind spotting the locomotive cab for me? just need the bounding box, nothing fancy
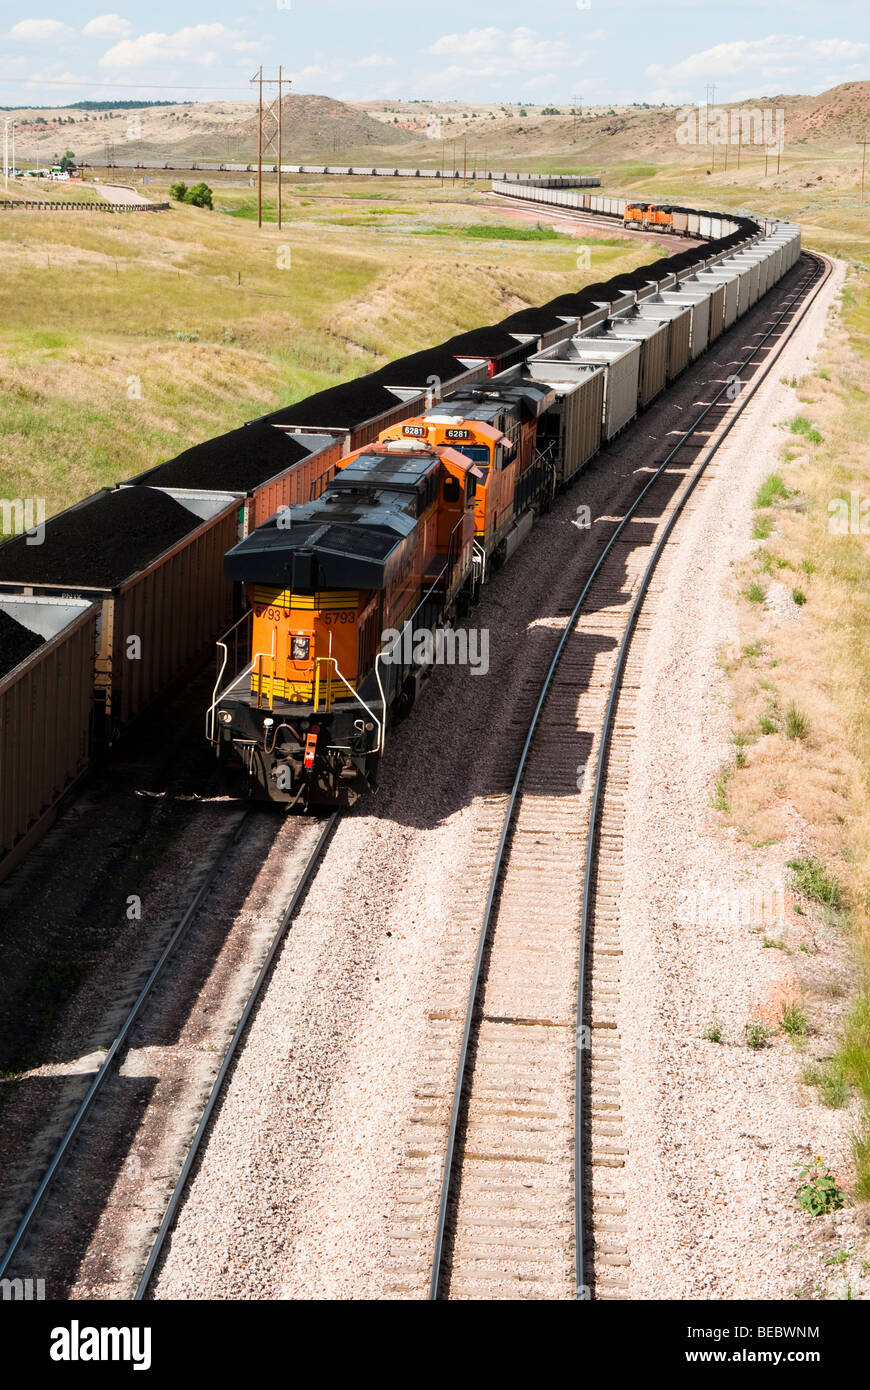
[208,442,479,807]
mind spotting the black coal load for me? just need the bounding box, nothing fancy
[379,343,480,388]
[131,421,312,492]
[608,266,668,295]
[540,291,609,318]
[0,609,45,680]
[495,306,575,335]
[258,372,415,431]
[646,261,681,282]
[447,325,532,358]
[0,488,201,589]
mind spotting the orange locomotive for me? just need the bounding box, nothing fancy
[378,378,557,571]
[623,203,675,233]
[210,438,480,805]
[209,378,560,806]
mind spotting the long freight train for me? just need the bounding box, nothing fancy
[207,216,802,807]
[0,186,801,864]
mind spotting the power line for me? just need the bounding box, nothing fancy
[0,78,257,91]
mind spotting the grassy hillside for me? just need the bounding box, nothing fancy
[0,176,658,513]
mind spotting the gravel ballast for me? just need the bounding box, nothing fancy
[150,266,846,1302]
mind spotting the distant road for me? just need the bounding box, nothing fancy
[92,183,155,206]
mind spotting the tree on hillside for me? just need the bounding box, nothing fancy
[169,180,188,201]
[59,150,75,172]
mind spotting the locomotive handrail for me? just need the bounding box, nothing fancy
[320,655,384,751]
[207,609,254,742]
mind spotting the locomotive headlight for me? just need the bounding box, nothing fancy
[219,710,232,725]
[291,636,310,660]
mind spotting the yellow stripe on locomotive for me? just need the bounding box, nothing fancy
[249,584,363,707]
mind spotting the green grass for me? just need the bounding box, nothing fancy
[411,222,563,241]
[790,415,823,444]
[781,1003,810,1041]
[747,580,765,603]
[788,857,841,908]
[803,1059,849,1109]
[785,703,810,741]
[752,515,774,539]
[746,1020,773,1049]
[756,472,791,507]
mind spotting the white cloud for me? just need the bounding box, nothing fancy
[425,24,586,93]
[99,24,259,69]
[82,14,133,40]
[358,54,395,68]
[428,28,502,57]
[645,34,870,95]
[289,64,336,86]
[9,19,75,42]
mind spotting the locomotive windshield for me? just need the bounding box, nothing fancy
[452,444,491,470]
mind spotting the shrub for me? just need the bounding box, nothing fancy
[781,1003,809,1040]
[186,181,213,209]
[795,1158,845,1216]
[788,857,841,907]
[169,180,188,201]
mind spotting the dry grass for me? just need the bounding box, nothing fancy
[690,195,870,1194]
[0,177,651,515]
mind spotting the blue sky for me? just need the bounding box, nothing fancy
[0,2,867,107]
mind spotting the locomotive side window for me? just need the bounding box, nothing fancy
[443,475,461,503]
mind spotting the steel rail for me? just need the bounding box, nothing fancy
[427,250,831,1300]
[134,810,339,1299]
[0,809,254,1281]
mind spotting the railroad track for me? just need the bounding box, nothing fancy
[0,808,337,1299]
[489,189,696,242]
[398,250,833,1301]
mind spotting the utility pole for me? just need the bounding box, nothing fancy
[705,83,717,173]
[572,94,581,140]
[251,66,288,229]
[861,138,867,203]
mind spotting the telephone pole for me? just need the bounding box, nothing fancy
[705,83,717,172]
[861,138,867,203]
[251,65,287,229]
